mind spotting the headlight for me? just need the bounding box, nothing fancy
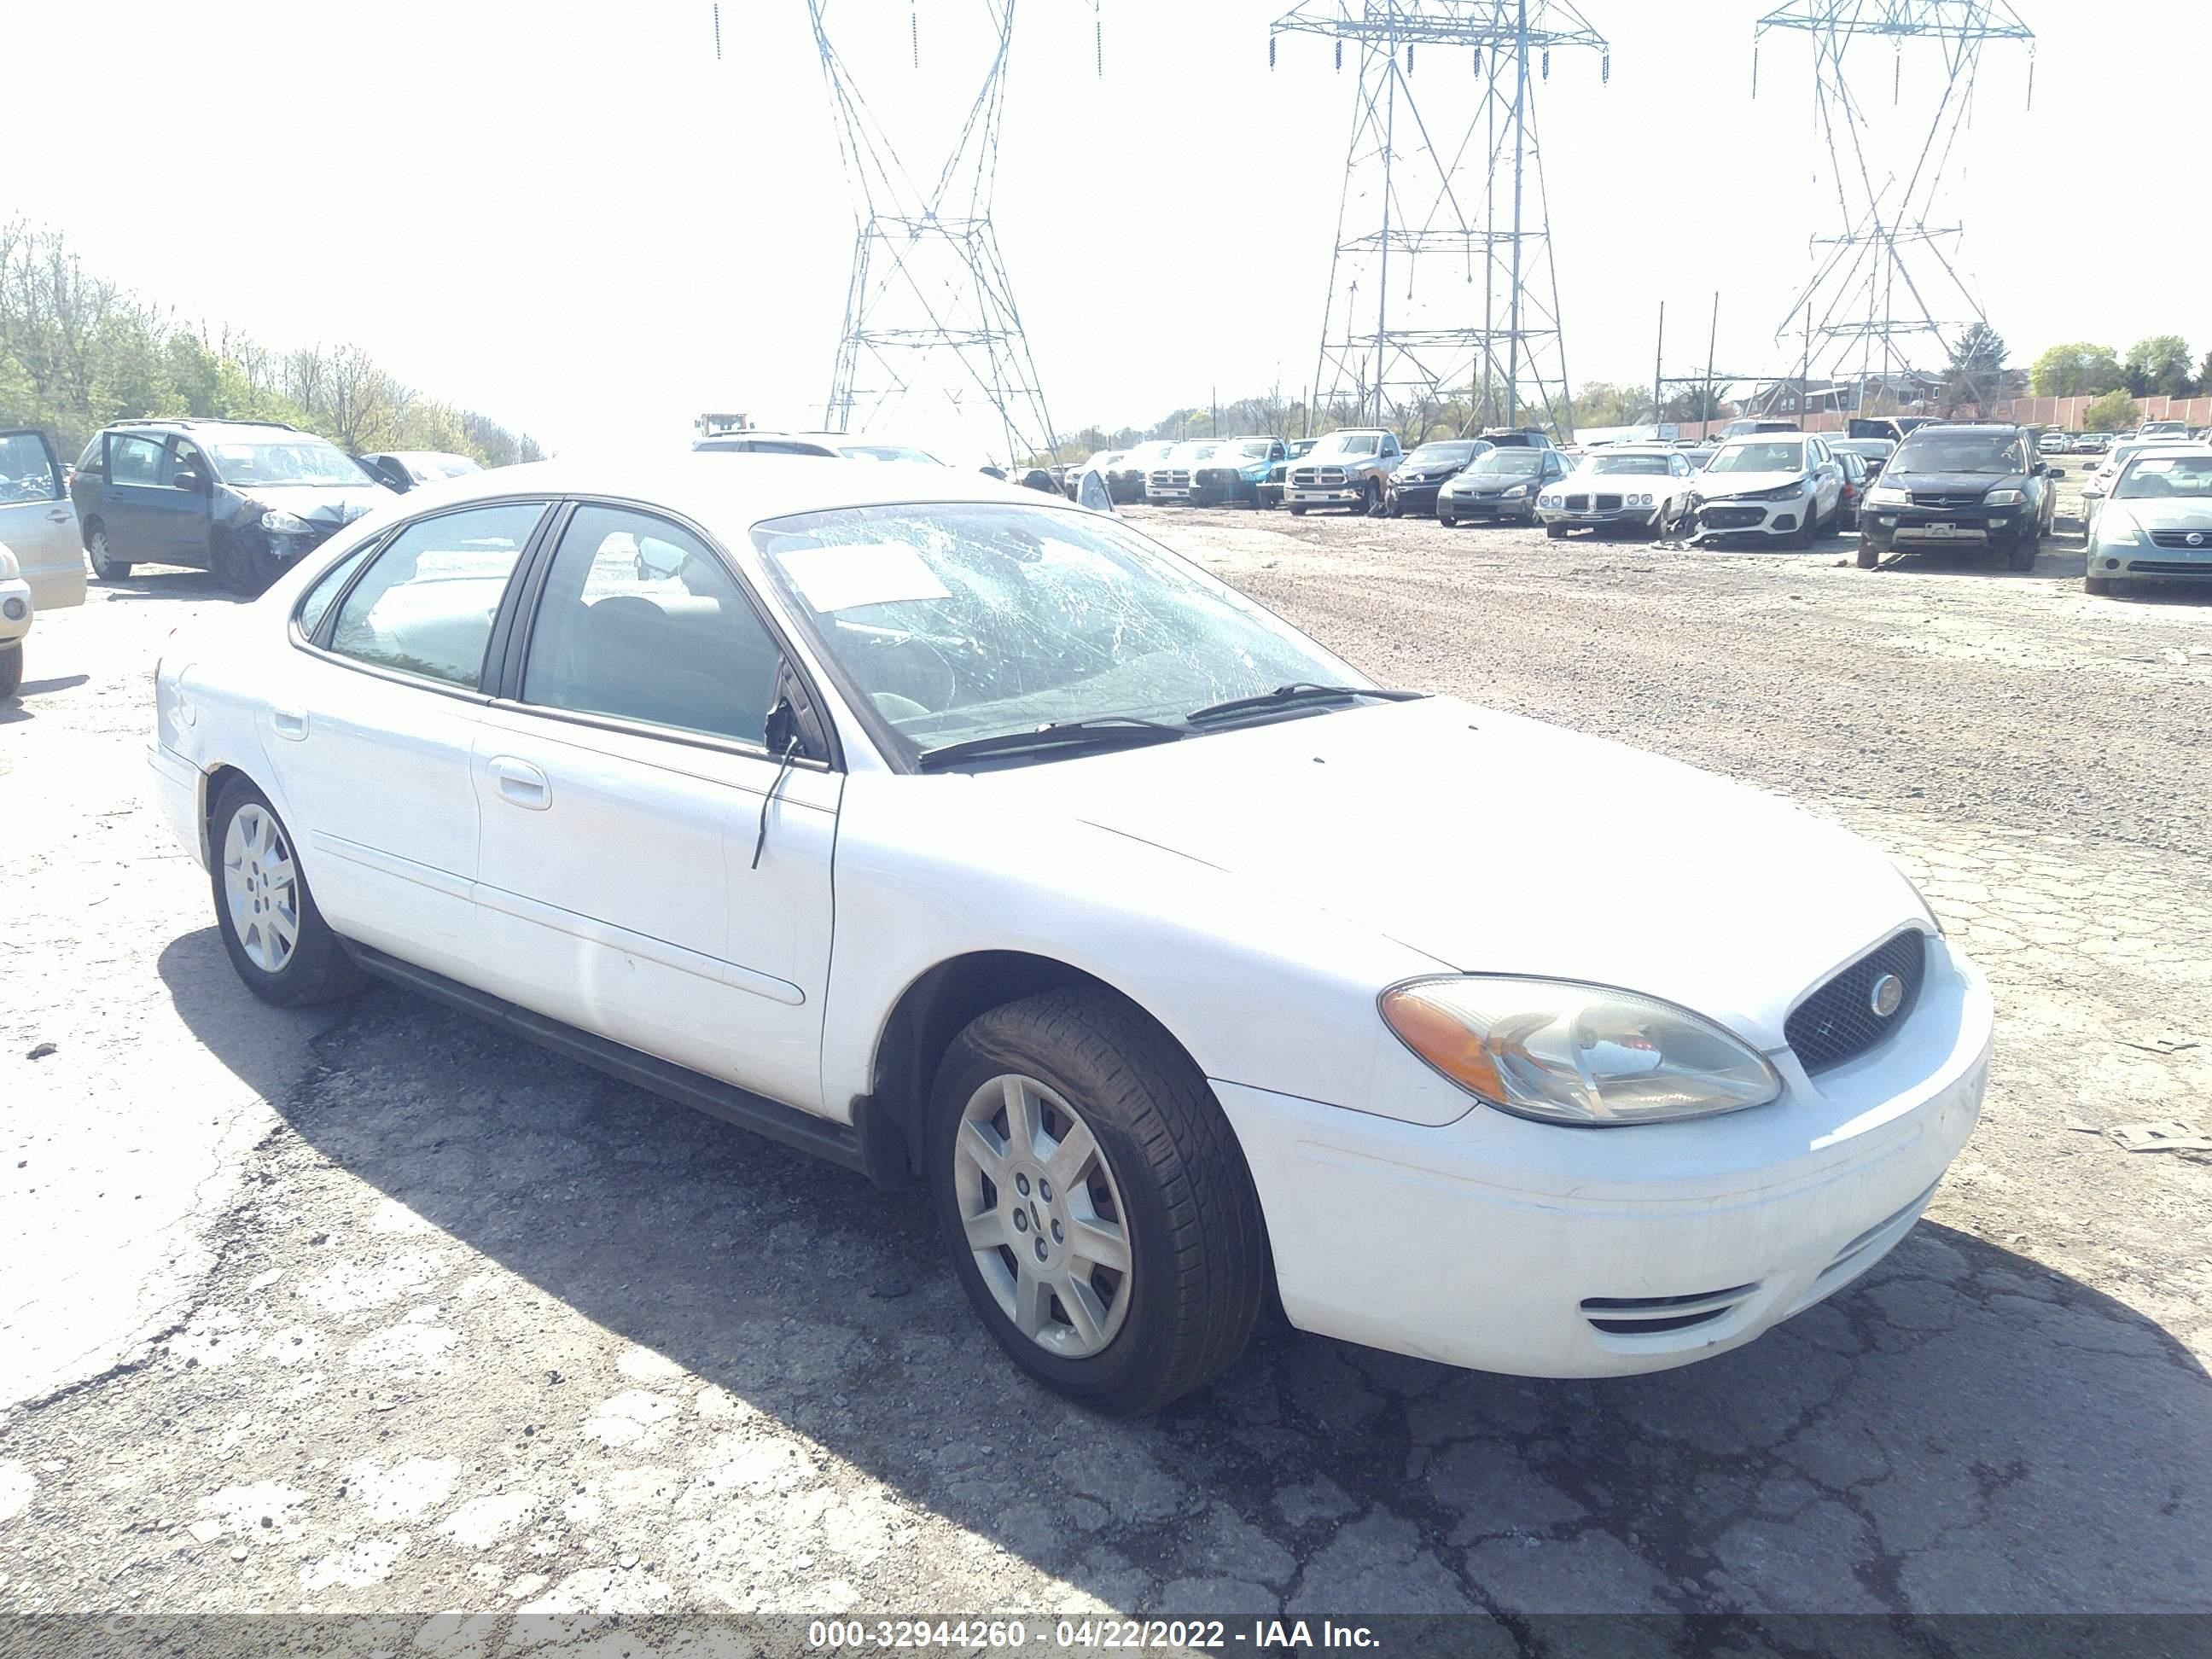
[1748,478,1807,502]
[1502,484,1530,499]
[1243,465,1270,480]
[259,510,311,536]
[1982,488,2025,506]
[1380,976,1783,1126]
[2097,517,2139,546]
[1868,485,1910,507]
[1538,493,1557,508]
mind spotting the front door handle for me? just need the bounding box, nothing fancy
[487,755,551,810]
[271,707,309,741]
[46,509,70,523]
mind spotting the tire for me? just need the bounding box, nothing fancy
[1361,480,1383,517]
[1437,514,1457,528]
[0,641,20,700]
[927,986,1269,1416]
[208,778,365,1007]
[213,531,261,597]
[1792,509,1819,550]
[1545,523,1566,539]
[1855,544,1881,569]
[2007,528,2040,573]
[1289,506,1307,517]
[2083,574,2114,597]
[85,521,131,582]
[1386,494,1406,518]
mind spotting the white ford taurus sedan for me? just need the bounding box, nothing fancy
[148,457,1992,1413]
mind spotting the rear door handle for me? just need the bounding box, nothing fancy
[271,707,309,741]
[487,755,550,809]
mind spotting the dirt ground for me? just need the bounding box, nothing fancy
[2,474,2208,1631]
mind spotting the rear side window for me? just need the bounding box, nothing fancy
[326,503,544,689]
[297,541,378,639]
[521,505,782,746]
[77,437,103,474]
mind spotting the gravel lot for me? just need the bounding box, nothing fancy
[3,477,2209,1628]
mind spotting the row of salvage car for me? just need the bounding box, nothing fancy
[1069,422,2212,594]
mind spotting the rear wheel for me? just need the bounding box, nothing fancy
[85,522,131,582]
[0,641,20,700]
[208,779,365,1007]
[928,987,1268,1415]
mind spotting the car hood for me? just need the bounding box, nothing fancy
[1445,470,1540,492]
[2104,498,2212,532]
[972,696,1924,1050]
[1693,469,1807,498]
[1878,470,2024,494]
[242,484,393,524]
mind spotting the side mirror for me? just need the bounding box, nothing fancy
[2049,467,2066,479]
[172,469,204,493]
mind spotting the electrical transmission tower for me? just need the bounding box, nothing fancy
[1755,0,2034,413]
[808,2,1058,462]
[1270,0,1609,440]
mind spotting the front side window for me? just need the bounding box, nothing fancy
[754,502,1358,764]
[205,437,375,486]
[0,432,59,502]
[326,503,544,688]
[164,439,207,486]
[522,505,783,746]
[108,434,165,486]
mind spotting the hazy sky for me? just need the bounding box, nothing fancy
[9,1,2201,461]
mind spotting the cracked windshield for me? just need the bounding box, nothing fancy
[754,503,1355,760]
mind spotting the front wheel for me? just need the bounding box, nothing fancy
[209,780,365,1007]
[2083,573,2114,597]
[1437,513,1457,528]
[1856,544,1881,569]
[1545,523,1567,539]
[2006,529,2040,573]
[928,987,1268,1415]
[1361,480,1383,517]
[1288,505,1307,517]
[86,523,131,582]
[0,641,20,700]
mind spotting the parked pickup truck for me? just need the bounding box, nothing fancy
[1284,429,1403,516]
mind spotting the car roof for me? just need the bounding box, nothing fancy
[105,417,307,439]
[387,451,1065,532]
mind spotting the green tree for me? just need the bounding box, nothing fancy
[2029,341,2122,399]
[2197,350,2212,396]
[2081,389,2138,432]
[1569,381,1648,429]
[2122,335,2193,399]
[1943,322,2005,411]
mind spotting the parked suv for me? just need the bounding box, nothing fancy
[73,419,393,594]
[1284,429,1403,515]
[1856,424,2058,572]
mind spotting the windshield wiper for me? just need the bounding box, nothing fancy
[915,717,1186,772]
[1185,683,1427,725]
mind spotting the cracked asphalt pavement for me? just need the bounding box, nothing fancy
[2,480,2208,1623]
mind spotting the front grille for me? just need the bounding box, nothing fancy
[1149,469,1190,488]
[2127,560,2212,575]
[1595,493,1623,510]
[1702,504,1765,528]
[2147,530,2212,549]
[1785,930,1927,1074]
[1563,493,1589,510]
[1290,468,1318,486]
[1911,492,1985,509]
[1581,1284,1761,1337]
[1195,468,1239,486]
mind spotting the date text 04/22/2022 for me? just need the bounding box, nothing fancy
[806,1619,1382,1650]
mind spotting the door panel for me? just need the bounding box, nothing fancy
[0,431,85,610]
[259,501,544,975]
[472,502,841,1113]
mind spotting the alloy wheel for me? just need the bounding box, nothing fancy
[952,1073,1133,1359]
[222,803,300,974]
[89,527,119,579]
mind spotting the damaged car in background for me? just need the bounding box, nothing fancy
[1675,434,1844,549]
[72,419,394,595]
[1435,445,1569,527]
[1855,424,2057,573]
[1284,428,1403,516]
[1385,439,1493,518]
[1534,445,1698,539]
[1192,438,1289,508]
[146,455,1994,1416]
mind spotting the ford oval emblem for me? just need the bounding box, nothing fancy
[1869,973,1906,1019]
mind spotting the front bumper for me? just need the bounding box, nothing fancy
[0,576,30,646]
[1219,942,1992,1378]
[1389,480,1447,513]
[147,742,207,870]
[1438,490,1534,521]
[1193,471,1264,508]
[1861,503,2029,553]
[1535,502,1658,530]
[1691,496,1809,538]
[2093,540,2212,583]
[1285,484,1368,508]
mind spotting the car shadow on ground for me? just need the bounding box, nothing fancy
[156,936,2212,1613]
[90,567,235,602]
